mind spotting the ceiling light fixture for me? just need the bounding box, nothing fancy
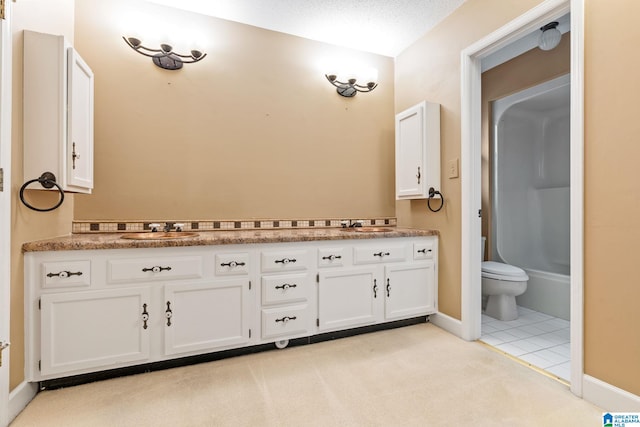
[538,22,562,51]
[123,36,206,70]
[325,74,377,97]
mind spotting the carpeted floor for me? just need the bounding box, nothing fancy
[10,323,602,426]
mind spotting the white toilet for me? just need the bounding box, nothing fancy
[481,237,528,321]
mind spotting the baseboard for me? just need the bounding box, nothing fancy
[583,375,640,412]
[8,381,38,423]
[430,312,463,338]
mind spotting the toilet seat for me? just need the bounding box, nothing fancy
[481,261,529,281]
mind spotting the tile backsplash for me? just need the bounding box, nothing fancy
[73,217,397,234]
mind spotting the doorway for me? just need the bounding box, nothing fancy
[459,0,584,397]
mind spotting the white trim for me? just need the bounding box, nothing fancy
[568,0,585,398]
[459,0,585,396]
[0,2,13,426]
[8,382,37,424]
[429,312,463,338]
[583,375,640,412]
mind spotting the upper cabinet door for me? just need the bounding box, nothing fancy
[395,101,440,200]
[67,48,94,191]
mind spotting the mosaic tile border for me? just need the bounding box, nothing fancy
[72,218,397,234]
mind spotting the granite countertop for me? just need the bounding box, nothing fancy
[22,227,439,252]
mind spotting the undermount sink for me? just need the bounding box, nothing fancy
[121,232,199,240]
[339,227,393,233]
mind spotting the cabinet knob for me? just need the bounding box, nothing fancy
[416,166,421,184]
[220,261,246,268]
[141,303,149,329]
[275,258,296,265]
[165,301,173,327]
[275,283,297,290]
[142,266,172,273]
[322,254,342,261]
[47,270,83,278]
[275,316,297,324]
[373,252,390,258]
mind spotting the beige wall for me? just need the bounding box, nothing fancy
[481,34,571,256]
[10,0,76,390]
[396,0,640,397]
[73,0,395,221]
[584,0,640,396]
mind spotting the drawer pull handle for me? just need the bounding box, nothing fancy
[373,279,378,298]
[322,255,342,261]
[417,248,432,254]
[47,270,83,278]
[275,316,297,323]
[165,301,173,327]
[142,266,172,273]
[275,283,297,290]
[386,278,391,297]
[141,303,149,330]
[220,261,246,268]
[373,252,390,258]
[275,258,297,265]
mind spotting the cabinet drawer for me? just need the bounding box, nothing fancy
[413,241,435,260]
[353,246,406,264]
[107,256,203,283]
[262,273,309,305]
[318,248,345,267]
[261,304,310,339]
[261,250,309,273]
[42,260,91,289]
[215,253,250,276]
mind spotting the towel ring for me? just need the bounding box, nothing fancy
[19,172,65,212]
[427,187,444,213]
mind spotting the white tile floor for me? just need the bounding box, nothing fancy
[480,306,571,382]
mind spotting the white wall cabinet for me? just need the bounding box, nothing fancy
[395,101,440,200]
[24,30,94,193]
[25,236,437,382]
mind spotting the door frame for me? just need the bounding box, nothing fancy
[459,0,584,397]
[0,0,13,425]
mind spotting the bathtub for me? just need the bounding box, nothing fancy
[517,268,570,320]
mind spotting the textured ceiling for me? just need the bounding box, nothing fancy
[144,0,466,57]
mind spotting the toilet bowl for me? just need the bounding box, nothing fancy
[481,238,528,321]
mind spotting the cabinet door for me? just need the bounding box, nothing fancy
[67,48,94,191]
[395,101,440,200]
[384,262,436,320]
[40,288,150,377]
[318,267,381,332]
[164,280,251,356]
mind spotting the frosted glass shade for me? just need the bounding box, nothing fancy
[538,27,562,51]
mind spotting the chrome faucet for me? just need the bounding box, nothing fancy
[163,222,175,232]
[341,220,364,228]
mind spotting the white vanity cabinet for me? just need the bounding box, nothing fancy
[25,247,255,381]
[163,279,252,356]
[317,238,438,332]
[259,248,314,341]
[40,287,151,377]
[25,235,437,382]
[24,30,94,193]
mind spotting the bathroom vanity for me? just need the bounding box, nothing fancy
[23,228,438,382]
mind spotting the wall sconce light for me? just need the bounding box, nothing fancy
[538,22,562,51]
[325,74,378,97]
[122,36,206,70]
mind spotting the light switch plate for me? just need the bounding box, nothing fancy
[448,158,459,179]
